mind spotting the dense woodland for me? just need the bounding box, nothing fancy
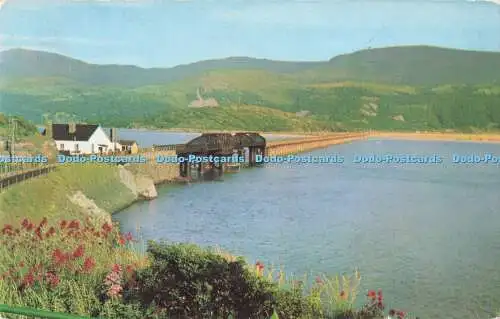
[0,46,499,132]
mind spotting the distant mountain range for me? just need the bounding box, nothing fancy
[1,45,499,87]
[0,48,321,87]
[0,45,499,132]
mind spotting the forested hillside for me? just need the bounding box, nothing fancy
[1,46,499,132]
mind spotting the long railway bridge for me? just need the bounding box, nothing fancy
[0,132,369,191]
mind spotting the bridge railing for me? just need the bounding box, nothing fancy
[266,132,368,149]
[151,144,180,151]
[0,164,58,192]
[0,304,281,319]
[0,161,50,177]
[0,304,94,319]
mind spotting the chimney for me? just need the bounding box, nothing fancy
[69,123,76,134]
[109,128,117,143]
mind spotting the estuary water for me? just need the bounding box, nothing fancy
[115,128,303,147]
[113,132,500,319]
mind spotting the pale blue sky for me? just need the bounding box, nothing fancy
[0,0,499,67]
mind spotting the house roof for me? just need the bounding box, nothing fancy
[52,124,99,141]
[118,139,137,146]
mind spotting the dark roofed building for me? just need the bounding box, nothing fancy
[51,123,117,155]
[51,124,99,141]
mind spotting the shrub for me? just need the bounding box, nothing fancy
[0,217,146,317]
[0,218,414,319]
[128,241,277,318]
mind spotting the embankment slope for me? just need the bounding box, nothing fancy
[0,163,168,225]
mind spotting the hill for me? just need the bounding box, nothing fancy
[2,46,500,87]
[0,46,499,132]
[0,49,321,88]
[305,46,500,85]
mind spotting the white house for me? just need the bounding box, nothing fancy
[52,124,120,155]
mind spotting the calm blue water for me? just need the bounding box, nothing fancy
[114,136,500,318]
[115,129,302,147]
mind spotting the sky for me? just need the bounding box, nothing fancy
[0,0,499,68]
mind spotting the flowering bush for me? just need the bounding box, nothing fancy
[0,217,146,316]
[0,217,414,319]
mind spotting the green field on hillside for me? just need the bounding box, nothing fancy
[1,45,499,132]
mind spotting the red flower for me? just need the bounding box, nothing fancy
[60,220,68,229]
[124,232,133,242]
[367,290,376,299]
[118,236,126,246]
[72,245,85,258]
[125,264,135,274]
[68,220,80,230]
[39,217,48,229]
[1,224,13,235]
[26,223,34,231]
[46,227,56,238]
[397,311,406,318]
[107,284,123,298]
[52,249,68,266]
[315,276,323,285]
[102,223,113,234]
[22,272,35,287]
[34,227,43,240]
[21,218,30,229]
[112,264,122,273]
[45,271,60,288]
[82,257,96,273]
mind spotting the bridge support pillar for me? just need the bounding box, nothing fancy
[197,162,202,180]
[179,161,185,177]
[249,147,256,167]
[217,161,224,176]
[255,147,264,165]
[179,159,191,178]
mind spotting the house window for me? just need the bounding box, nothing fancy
[60,144,64,150]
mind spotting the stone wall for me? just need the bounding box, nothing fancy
[265,133,368,156]
[127,150,179,184]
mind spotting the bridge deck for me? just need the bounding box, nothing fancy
[176,132,266,156]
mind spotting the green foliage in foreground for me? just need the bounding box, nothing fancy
[0,217,411,319]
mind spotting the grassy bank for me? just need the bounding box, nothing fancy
[0,164,136,225]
